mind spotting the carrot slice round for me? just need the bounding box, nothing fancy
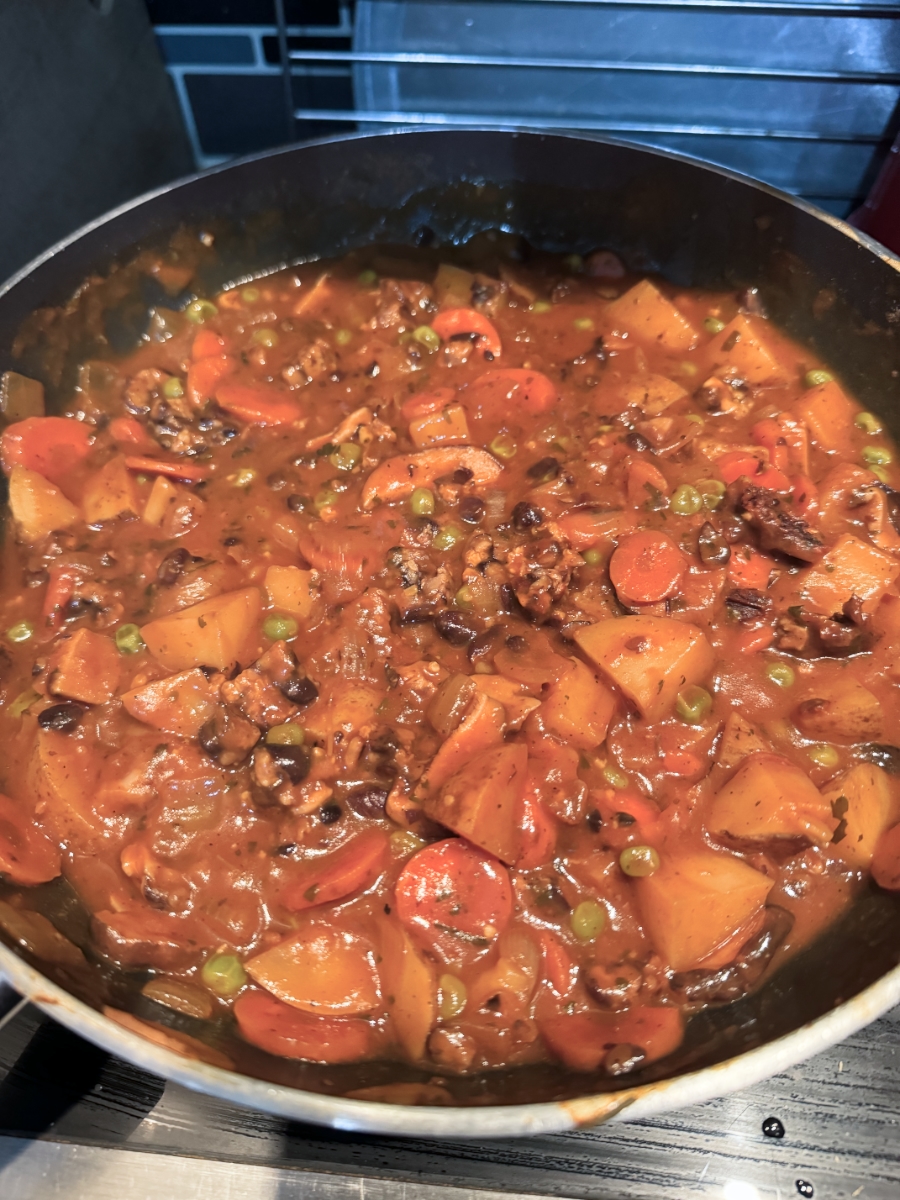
[394,838,512,963]
[215,382,301,426]
[431,308,502,357]
[0,417,92,486]
[400,387,457,421]
[609,530,686,605]
[234,989,373,1062]
[187,354,237,408]
[463,368,557,418]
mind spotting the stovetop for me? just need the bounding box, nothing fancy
[0,999,898,1200]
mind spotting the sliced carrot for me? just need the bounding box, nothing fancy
[400,387,457,421]
[463,368,557,418]
[662,750,704,777]
[191,328,230,360]
[234,989,373,1062]
[735,625,775,654]
[281,828,390,911]
[0,792,61,885]
[431,308,502,357]
[42,563,81,628]
[109,416,156,451]
[0,417,92,486]
[516,789,557,869]
[215,382,301,426]
[872,822,900,890]
[540,1006,683,1072]
[625,458,669,508]
[750,418,789,472]
[539,930,576,997]
[187,354,237,408]
[394,838,513,963]
[754,466,792,492]
[728,546,774,591]
[124,455,210,483]
[717,451,762,485]
[609,530,686,605]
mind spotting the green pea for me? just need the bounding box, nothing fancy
[252,327,278,348]
[808,744,839,769]
[185,298,218,324]
[8,689,38,717]
[863,445,892,466]
[438,974,467,1019]
[581,548,603,566]
[115,623,145,655]
[680,362,699,378]
[489,434,517,460]
[263,614,299,641]
[602,764,629,790]
[6,620,34,644]
[357,269,378,287]
[765,661,795,688]
[329,442,362,472]
[670,483,703,516]
[455,585,474,610]
[201,953,246,997]
[529,300,552,314]
[696,478,726,510]
[804,369,833,388]
[703,316,726,334]
[675,684,713,724]
[855,412,883,434]
[573,316,594,331]
[241,286,260,303]
[412,325,441,352]
[163,376,184,399]
[619,845,661,877]
[433,524,465,552]
[872,465,890,484]
[266,723,304,746]
[314,486,338,512]
[563,254,584,272]
[410,486,435,516]
[136,475,149,485]
[335,328,353,346]
[571,900,607,941]
[232,467,256,487]
[390,829,426,857]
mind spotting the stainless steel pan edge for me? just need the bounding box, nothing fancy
[2,128,900,1136]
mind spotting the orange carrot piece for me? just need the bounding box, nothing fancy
[215,382,301,426]
[47,628,120,705]
[717,450,762,485]
[432,308,502,357]
[0,792,61,885]
[516,789,557,869]
[463,368,557,417]
[234,989,373,1062]
[281,829,390,911]
[754,466,792,492]
[609,530,686,605]
[187,354,237,407]
[400,387,457,421]
[625,457,669,508]
[109,416,155,451]
[124,455,210,483]
[191,328,230,360]
[42,563,81,629]
[728,546,774,590]
[539,930,576,997]
[750,418,789,472]
[0,417,91,486]
[540,1006,683,1072]
[735,625,775,654]
[792,474,818,518]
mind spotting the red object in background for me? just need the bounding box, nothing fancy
[849,134,900,256]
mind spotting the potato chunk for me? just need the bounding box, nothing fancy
[8,464,78,542]
[538,657,616,750]
[635,846,773,970]
[245,925,379,1015]
[47,628,120,705]
[121,669,218,737]
[792,379,858,453]
[422,743,528,865]
[140,587,262,671]
[604,280,697,352]
[264,565,316,619]
[81,454,139,524]
[574,615,713,722]
[795,534,898,618]
[717,711,769,769]
[708,314,785,384]
[822,764,896,869]
[708,751,837,845]
[792,679,883,744]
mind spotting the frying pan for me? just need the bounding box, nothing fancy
[1,130,900,1138]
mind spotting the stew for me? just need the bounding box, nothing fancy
[1,239,899,1081]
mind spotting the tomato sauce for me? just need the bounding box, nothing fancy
[1,239,899,1081]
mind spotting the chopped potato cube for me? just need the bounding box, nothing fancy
[792,380,858,453]
[822,764,896,869]
[717,711,769,769]
[81,454,139,524]
[264,565,316,619]
[604,280,698,352]
[796,534,899,617]
[121,668,218,737]
[620,373,687,416]
[574,615,713,722]
[423,743,528,865]
[635,846,773,970]
[708,751,837,845]
[8,464,78,542]
[792,679,883,744]
[140,587,262,671]
[708,314,785,384]
[47,628,120,705]
[538,657,616,750]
